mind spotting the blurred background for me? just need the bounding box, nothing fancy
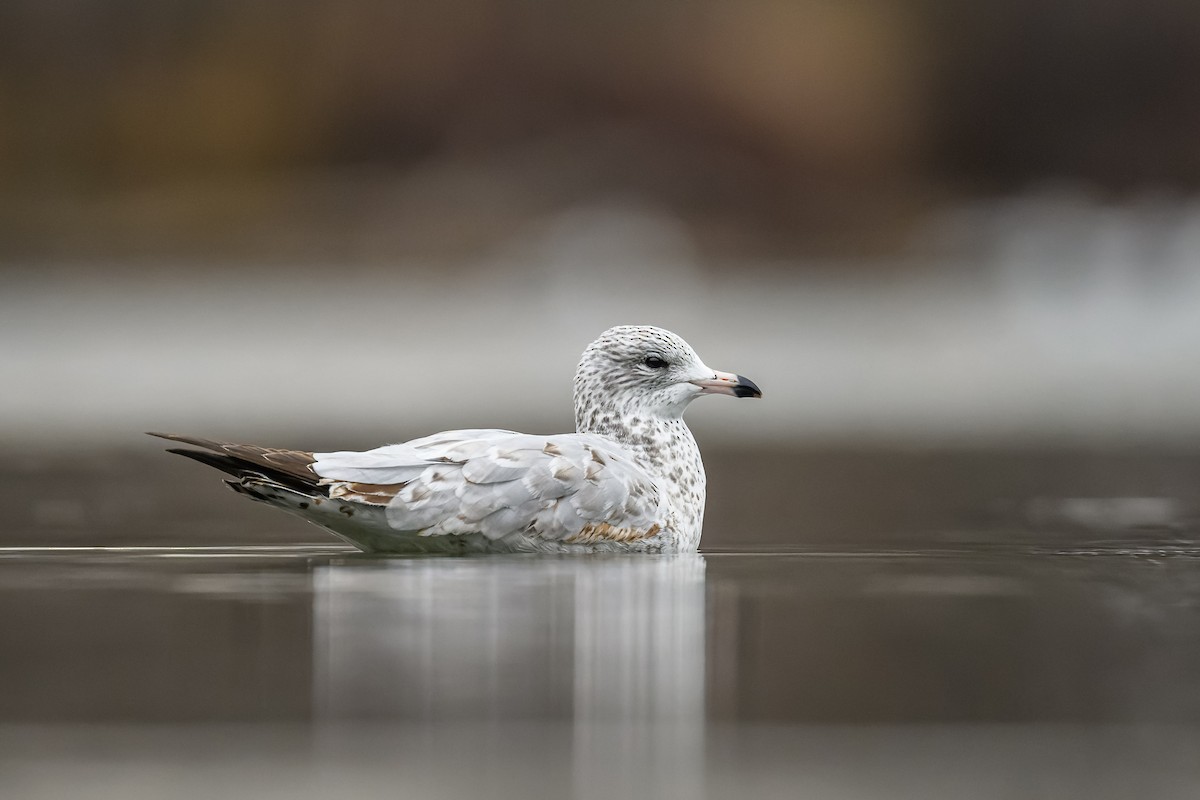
[4,0,1200,451]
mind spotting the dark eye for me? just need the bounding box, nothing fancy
[643,356,669,369]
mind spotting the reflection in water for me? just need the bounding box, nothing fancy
[570,557,705,800]
[315,555,706,798]
[3,547,1200,797]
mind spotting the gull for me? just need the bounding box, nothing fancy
[151,325,761,553]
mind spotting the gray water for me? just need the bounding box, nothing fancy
[3,448,1200,798]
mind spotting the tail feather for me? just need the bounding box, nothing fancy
[150,432,327,496]
[224,477,285,503]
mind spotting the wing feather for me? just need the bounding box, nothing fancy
[460,447,540,484]
[312,430,663,543]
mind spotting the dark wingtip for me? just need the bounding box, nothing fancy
[147,431,225,450]
[733,375,762,399]
[163,447,244,477]
[148,432,206,445]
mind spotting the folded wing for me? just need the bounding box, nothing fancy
[313,430,664,544]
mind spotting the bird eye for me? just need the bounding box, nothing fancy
[643,355,669,369]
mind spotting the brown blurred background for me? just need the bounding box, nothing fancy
[3,0,1199,263]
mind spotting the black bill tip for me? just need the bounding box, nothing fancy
[732,375,762,398]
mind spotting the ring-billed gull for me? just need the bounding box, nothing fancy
[151,325,761,553]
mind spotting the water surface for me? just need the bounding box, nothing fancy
[3,541,1199,799]
[3,447,1200,797]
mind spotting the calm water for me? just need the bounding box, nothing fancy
[3,448,1200,798]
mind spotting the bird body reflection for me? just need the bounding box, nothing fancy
[315,555,705,797]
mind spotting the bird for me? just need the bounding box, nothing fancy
[150,325,761,553]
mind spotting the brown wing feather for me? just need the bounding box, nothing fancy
[329,482,405,506]
[148,432,319,492]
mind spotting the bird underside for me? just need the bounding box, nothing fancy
[149,432,679,554]
[231,478,672,554]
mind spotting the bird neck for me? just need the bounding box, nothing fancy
[576,401,707,546]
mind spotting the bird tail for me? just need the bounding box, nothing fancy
[147,432,327,496]
[148,432,393,552]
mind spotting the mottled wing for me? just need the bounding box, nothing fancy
[313,430,664,544]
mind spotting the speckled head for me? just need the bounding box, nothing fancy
[573,325,761,433]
